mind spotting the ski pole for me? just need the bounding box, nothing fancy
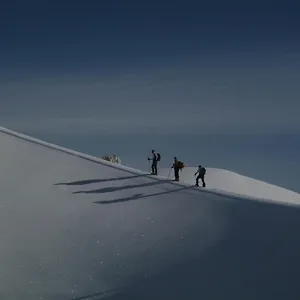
[148,157,153,174]
[167,167,172,178]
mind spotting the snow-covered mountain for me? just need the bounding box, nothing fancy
[158,167,300,204]
[1,126,300,300]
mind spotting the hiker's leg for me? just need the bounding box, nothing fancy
[201,176,206,187]
[151,162,155,174]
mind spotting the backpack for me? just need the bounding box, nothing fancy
[199,167,206,176]
[156,153,161,161]
[178,161,185,170]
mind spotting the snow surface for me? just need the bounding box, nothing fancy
[158,167,300,204]
[1,126,300,300]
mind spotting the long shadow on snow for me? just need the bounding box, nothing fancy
[94,182,270,206]
[73,179,171,195]
[95,186,190,204]
[54,174,149,186]
[100,196,300,300]
[65,173,285,205]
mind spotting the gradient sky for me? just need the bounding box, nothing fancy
[1,1,300,191]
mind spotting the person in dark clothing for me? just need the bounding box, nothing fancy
[172,157,181,181]
[148,150,159,175]
[194,165,206,187]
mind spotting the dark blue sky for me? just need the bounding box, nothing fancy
[1,0,299,132]
[1,0,300,191]
[1,0,299,77]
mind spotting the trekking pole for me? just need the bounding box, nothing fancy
[167,167,172,178]
[148,158,150,173]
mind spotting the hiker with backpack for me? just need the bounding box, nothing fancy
[171,156,184,181]
[148,150,161,175]
[194,165,206,187]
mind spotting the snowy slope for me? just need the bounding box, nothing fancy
[158,167,300,204]
[1,126,300,300]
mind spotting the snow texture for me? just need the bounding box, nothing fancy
[159,167,300,204]
[0,126,300,300]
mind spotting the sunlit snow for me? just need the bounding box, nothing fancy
[0,127,300,300]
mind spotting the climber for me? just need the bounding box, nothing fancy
[194,165,206,187]
[148,150,161,175]
[171,157,184,181]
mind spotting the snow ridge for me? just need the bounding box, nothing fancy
[0,126,147,175]
[1,126,299,206]
[159,166,300,205]
[1,126,300,300]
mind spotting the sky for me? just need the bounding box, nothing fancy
[1,0,300,192]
